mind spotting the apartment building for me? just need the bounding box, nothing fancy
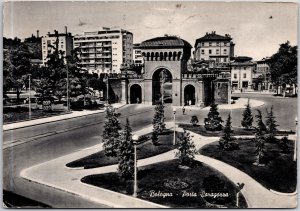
[231,56,256,91]
[41,27,73,65]
[73,28,133,75]
[194,31,235,64]
[133,43,143,65]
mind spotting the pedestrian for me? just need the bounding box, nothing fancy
[182,106,185,115]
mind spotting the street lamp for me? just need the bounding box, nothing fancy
[28,74,32,119]
[294,116,297,161]
[66,58,70,112]
[173,107,176,145]
[132,134,139,197]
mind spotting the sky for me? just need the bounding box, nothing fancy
[3,1,298,60]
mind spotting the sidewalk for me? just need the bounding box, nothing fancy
[3,103,126,131]
[20,123,296,208]
[174,97,264,111]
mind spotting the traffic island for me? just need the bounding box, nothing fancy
[81,159,247,208]
[200,139,296,193]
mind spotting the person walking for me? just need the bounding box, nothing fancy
[182,106,185,115]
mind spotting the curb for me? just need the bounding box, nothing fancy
[3,104,127,131]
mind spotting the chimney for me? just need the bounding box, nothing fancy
[37,30,39,38]
[65,26,68,34]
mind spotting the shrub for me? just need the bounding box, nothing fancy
[219,114,239,151]
[279,136,290,153]
[241,99,253,129]
[176,130,196,167]
[190,115,199,126]
[204,102,223,131]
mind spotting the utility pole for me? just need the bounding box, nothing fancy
[28,74,32,119]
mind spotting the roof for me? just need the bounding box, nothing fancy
[195,32,232,47]
[233,56,253,62]
[140,36,192,49]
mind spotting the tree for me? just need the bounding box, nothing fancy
[3,43,32,103]
[117,119,134,179]
[253,110,267,166]
[241,99,253,129]
[204,102,223,131]
[265,106,278,142]
[102,104,121,157]
[190,115,199,126]
[175,130,196,167]
[152,102,166,133]
[219,114,239,150]
[279,136,290,153]
[268,41,297,95]
[151,130,159,145]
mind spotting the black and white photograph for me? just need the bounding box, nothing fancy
[2,1,298,208]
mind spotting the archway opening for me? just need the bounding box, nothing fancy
[130,84,142,104]
[184,85,196,106]
[152,68,172,104]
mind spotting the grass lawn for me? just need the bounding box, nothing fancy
[81,159,247,208]
[200,139,296,193]
[179,124,294,137]
[67,130,177,169]
[3,107,67,124]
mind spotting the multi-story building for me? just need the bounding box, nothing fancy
[73,28,133,75]
[231,56,256,91]
[133,43,143,66]
[194,31,235,67]
[252,57,272,91]
[42,27,73,65]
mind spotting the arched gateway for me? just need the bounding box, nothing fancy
[120,35,231,106]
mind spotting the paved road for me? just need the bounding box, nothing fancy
[3,104,161,207]
[3,94,297,207]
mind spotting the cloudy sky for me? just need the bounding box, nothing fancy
[3,1,298,60]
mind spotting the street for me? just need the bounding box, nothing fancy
[3,94,297,207]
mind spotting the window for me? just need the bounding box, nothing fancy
[224,58,227,62]
[234,73,237,79]
[224,49,227,54]
[224,42,227,46]
[244,67,247,70]
[61,45,64,48]
[243,73,247,78]
[216,42,219,46]
[201,49,204,54]
[216,49,219,54]
[209,42,212,46]
[209,49,212,54]
[201,43,204,46]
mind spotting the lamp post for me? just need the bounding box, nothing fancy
[294,116,297,161]
[28,74,32,119]
[66,61,70,112]
[132,135,138,197]
[173,107,176,145]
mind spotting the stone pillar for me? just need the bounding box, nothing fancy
[121,79,128,104]
[143,79,152,105]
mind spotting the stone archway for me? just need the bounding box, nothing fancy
[152,68,172,104]
[184,84,196,105]
[130,84,142,104]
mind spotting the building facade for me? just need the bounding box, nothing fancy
[194,31,235,66]
[41,28,73,65]
[231,56,256,91]
[133,43,143,66]
[73,28,133,76]
[252,58,272,91]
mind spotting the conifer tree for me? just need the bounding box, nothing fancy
[102,104,121,157]
[204,102,223,131]
[176,130,196,166]
[219,114,239,150]
[254,110,267,165]
[265,106,278,142]
[241,99,253,129]
[152,102,166,133]
[118,118,134,179]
